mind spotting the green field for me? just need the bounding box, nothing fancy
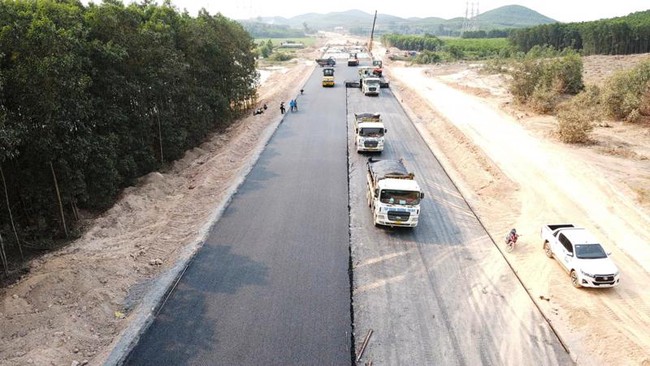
[254,37,317,47]
[442,37,513,59]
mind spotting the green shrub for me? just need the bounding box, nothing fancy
[601,60,650,121]
[556,86,601,143]
[530,86,560,114]
[509,48,583,106]
[412,50,441,64]
[267,52,293,62]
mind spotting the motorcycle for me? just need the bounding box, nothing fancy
[504,228,520,252]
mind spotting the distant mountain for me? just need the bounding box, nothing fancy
[477,5,556,29]
[242,6,558,37]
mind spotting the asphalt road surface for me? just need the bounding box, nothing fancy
[125,62,352,365]
[346,60,573,365]
[124,56,574,366]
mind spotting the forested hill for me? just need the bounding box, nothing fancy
[0,0,258,259]
[509,10,650,55]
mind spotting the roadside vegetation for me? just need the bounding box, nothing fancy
[254,37,316,63]
[0,0,259,274]
[509,10,650,55]
[383,10,650,144]
[383,34,514,62]
[506,47,649,143]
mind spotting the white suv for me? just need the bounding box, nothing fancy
[543,227,620,288]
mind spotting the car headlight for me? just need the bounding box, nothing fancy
[580,269,594,278]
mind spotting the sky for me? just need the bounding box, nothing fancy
[165,0,650,23]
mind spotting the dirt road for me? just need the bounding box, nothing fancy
[387,63,650,365]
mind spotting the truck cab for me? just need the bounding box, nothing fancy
[367,159,424,228]
[354,113,386,152]
[362,77,381,96]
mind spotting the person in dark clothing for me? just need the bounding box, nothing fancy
[280,102,285,114]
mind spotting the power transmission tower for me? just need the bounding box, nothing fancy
[461,1,480,35]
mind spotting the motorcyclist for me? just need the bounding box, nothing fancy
[505,228,518,244]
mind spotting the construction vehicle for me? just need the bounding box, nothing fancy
[366,158,424,228]
[372,59,383,77]
[315,57,336,67]
[361,76,381,96]
[365,11,388,84]
[358,66,389,94]
[354,113,386,152]
[347,53,359,66]
[368,10,377,56]
[322,67,335,87]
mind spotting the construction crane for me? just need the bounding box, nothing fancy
[368,10,377,56]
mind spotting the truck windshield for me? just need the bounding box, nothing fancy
[380,190,420,205]
[359,128,384,137]
[575,244,607,259]
[366,80,380,86]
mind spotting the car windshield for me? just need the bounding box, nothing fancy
[380,190,420,205]
[359,128,384,137]
[575,244,607,259]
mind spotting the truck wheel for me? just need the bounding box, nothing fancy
[543,241,553,258]
[570,270,581,288]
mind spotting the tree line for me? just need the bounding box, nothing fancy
[509,10,650,55]
[0,0,258,271]
[380,34,443,52]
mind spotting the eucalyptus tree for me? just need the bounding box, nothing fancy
[0,0,92,241]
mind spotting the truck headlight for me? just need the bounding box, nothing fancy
[580,269,594,278]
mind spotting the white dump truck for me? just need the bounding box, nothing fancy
[361,76,381,96]
[366,158,424,228]
[354,113,387,153]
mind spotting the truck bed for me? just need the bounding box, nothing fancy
[368,159,413,181]
[547,224,575,231]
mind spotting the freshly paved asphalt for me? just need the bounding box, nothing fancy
[123,57,574,366]
[125,62,352,365]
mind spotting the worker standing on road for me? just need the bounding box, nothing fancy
[280,102,285,114]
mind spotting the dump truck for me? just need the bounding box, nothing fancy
[315,57,336,67]
[347,53,359,66]
[354,113,386,152]
[322,67,335,87]
[361,77,381,96]
[359,66,389,91]
[366,158,424,228]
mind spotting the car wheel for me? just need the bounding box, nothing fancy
[543,241,553,258]
[570,270,581,288]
